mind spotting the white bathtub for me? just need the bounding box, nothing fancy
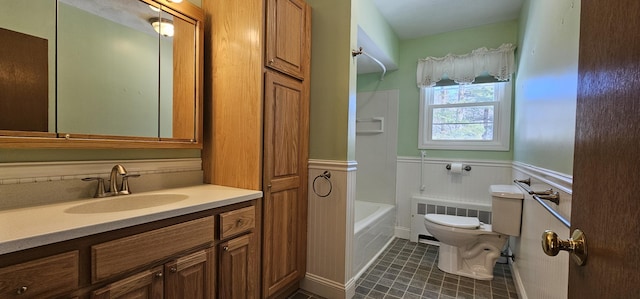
[353,200,395,277]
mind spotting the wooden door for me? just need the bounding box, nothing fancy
[262,70,309,297]
[265,0,309,80]
[0,28,49,132]
[165,249,213,299]
[91,266,163,299]
[569,0,640,297]
[219,234,257,299]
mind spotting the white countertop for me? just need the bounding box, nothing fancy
[0,184,262,255]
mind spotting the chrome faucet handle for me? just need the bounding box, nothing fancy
[82,177,107,198]
[119,174,140,195]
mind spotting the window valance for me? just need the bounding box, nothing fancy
[416,43,516,87]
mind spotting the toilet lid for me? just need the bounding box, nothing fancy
[424,214,480,229]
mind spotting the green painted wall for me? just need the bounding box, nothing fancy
[356,0,399,66]
[513,0,579,175]
[57,3,165,137]
[307,0,358,161]
[358,20,519,160]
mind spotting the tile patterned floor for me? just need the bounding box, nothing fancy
[290,238,519,299]
[288,289,326,299]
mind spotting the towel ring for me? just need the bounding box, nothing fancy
[312,171,332,197]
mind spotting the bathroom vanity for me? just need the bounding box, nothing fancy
[0,185,261,299]
[1,0,311,297]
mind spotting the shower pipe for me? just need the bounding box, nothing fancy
[420,150,426,191]
[352,47,387,81]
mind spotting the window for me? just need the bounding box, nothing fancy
[419,81,511,151]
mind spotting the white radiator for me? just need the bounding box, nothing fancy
[410,196,492,242]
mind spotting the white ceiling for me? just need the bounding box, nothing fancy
[60,0,172,36]
[357,0,524,75]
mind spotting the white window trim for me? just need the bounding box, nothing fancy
[418,82,512,151]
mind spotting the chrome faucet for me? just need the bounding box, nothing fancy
[82,164,140,198]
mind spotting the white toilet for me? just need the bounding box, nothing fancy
[423,185,523,280]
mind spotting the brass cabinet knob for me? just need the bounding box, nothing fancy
[16,286,28,295]
[170,266,178,273]
[542,229,588,266]
[269,59,275,65]
[223,246,229,251]
[155,271,163,278]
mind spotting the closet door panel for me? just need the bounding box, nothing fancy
[263,70,308,297]
[265,0,308,79]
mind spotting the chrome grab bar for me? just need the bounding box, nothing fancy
[513,179,560,205]
[533,195,570,228]
[514,178,569,228]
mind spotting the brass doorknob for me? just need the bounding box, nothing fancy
[541,229,587,266]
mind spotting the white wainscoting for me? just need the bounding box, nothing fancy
[302,159,357,299]
[396,158,571,298]
[510,162,572,299]
[395,157,513,238]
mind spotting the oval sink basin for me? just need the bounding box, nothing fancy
[65,194,189,214]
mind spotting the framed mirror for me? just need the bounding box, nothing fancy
[0,0,203,148]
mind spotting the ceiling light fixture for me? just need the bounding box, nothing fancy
[167,0,183,3]
[149,5,161,12]
[149,18,174,37]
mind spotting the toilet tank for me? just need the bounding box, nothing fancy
[490,185,524,236]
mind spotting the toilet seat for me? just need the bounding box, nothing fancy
[424,214,480,229]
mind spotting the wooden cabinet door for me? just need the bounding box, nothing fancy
[265,0,310,80]
[165,249,214,299]
[91,266,163,299]
[219,234,257,299]
[262,70,308,298]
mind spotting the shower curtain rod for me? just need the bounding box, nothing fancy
[352,47,387,80]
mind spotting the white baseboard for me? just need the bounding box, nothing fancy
[509,259,528,299]
[345,278,356,299]
[395,226,410,240]
[301,273,353,299]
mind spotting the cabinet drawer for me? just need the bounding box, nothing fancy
[0,251,78,298]
[92,266,163,299]
[92,216,215,283]
[220,206,255,239]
